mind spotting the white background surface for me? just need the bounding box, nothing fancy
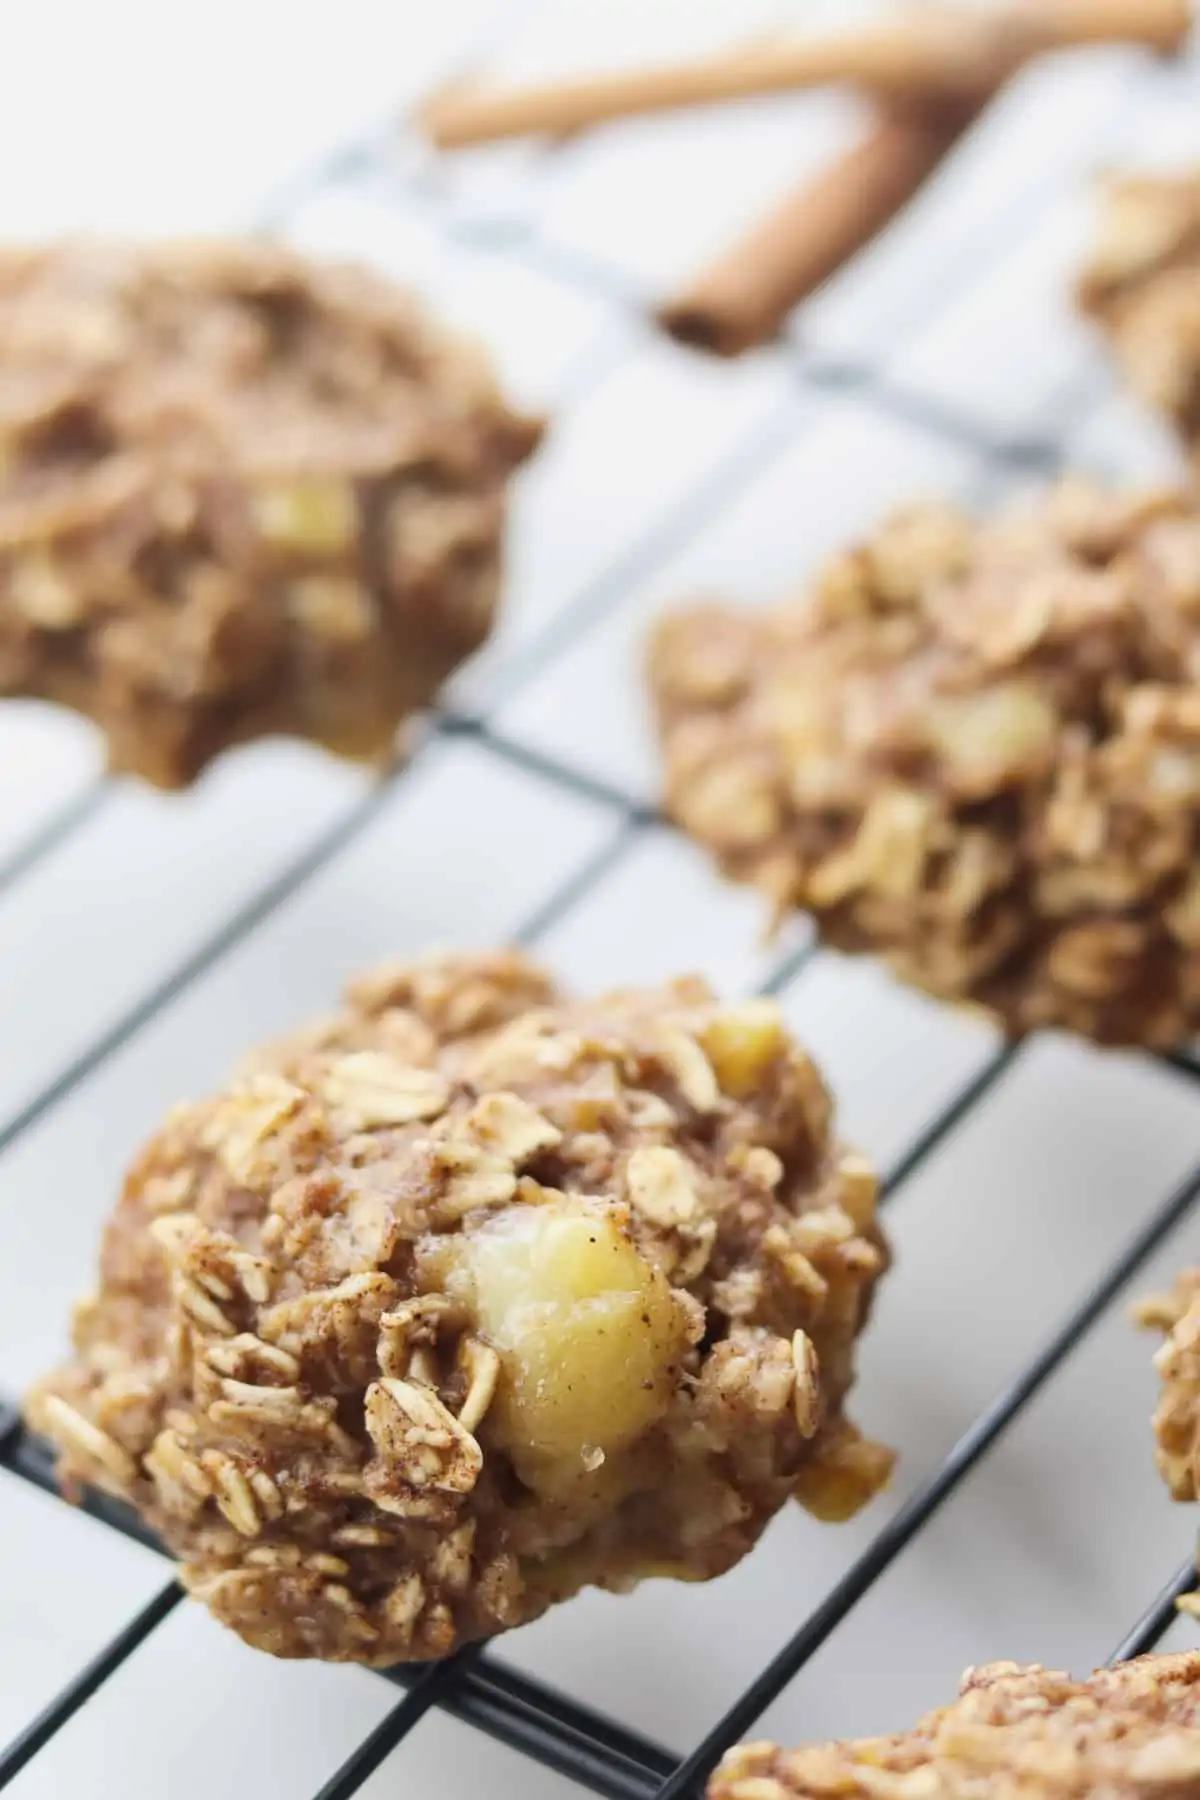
[3,3,1200,1797]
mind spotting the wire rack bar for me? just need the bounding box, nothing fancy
[877,1044,1021,1199]
[0,766,423,1163]
[443,713,655,821]
[1108,1560,1200,1668]
[381,1665,670,1800]
[313,1657,474,1800]
[0,1582,184,1793]
[0,782,109,902]
[412,1658,676,1788]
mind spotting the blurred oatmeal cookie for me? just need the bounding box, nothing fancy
[1141,1267,1200,1508]
[0,239,540,785]
[1080,171,1200,459]
[650,477,1200,1048]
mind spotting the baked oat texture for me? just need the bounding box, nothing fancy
[27,950,891,1664]
[1140,1266,1200,1508]
[649,477,1200,1048]
[709,1654,1200,1800]
[1080,172,1200,459]
[0,239,540,786]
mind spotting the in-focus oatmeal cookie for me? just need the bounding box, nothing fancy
[709,1654,1200,1800]
[27,950,891,1664]
[0,239,540,786]
[650,477,1200,1048]
[1080,172,1200,458]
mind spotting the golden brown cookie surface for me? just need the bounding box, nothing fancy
[650,478,1200,1048]
[27,950,890,1664]
[709,1654,1200,1800]
[0,240,540,786]
[1080,172,1200,458]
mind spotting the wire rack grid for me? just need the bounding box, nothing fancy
[2,6,1200,1799]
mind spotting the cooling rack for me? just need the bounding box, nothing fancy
[2,5,1200,1798]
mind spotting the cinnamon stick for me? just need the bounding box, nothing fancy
[655,0,1193,360]
[418,0,1189,151]
[1008,0,1192,52]
[657,99,985,358]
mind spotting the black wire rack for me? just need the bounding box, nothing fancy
[2,11,1200,1799]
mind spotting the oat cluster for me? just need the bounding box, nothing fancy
[709,1654,1200,1800]
[27,950,890,1664]
[1139,1267,1200,1507]
[0,239,540,786]
[650,477,1200,1048]
[1080,172,1200,459]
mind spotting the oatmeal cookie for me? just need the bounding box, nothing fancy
[0,239,540,786]
[709,1654,1200,1800]
[1140,1267,1200,1505]
[650,477,1200,1047]
[27,950,891,1664]
[1080,172,1200,459]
